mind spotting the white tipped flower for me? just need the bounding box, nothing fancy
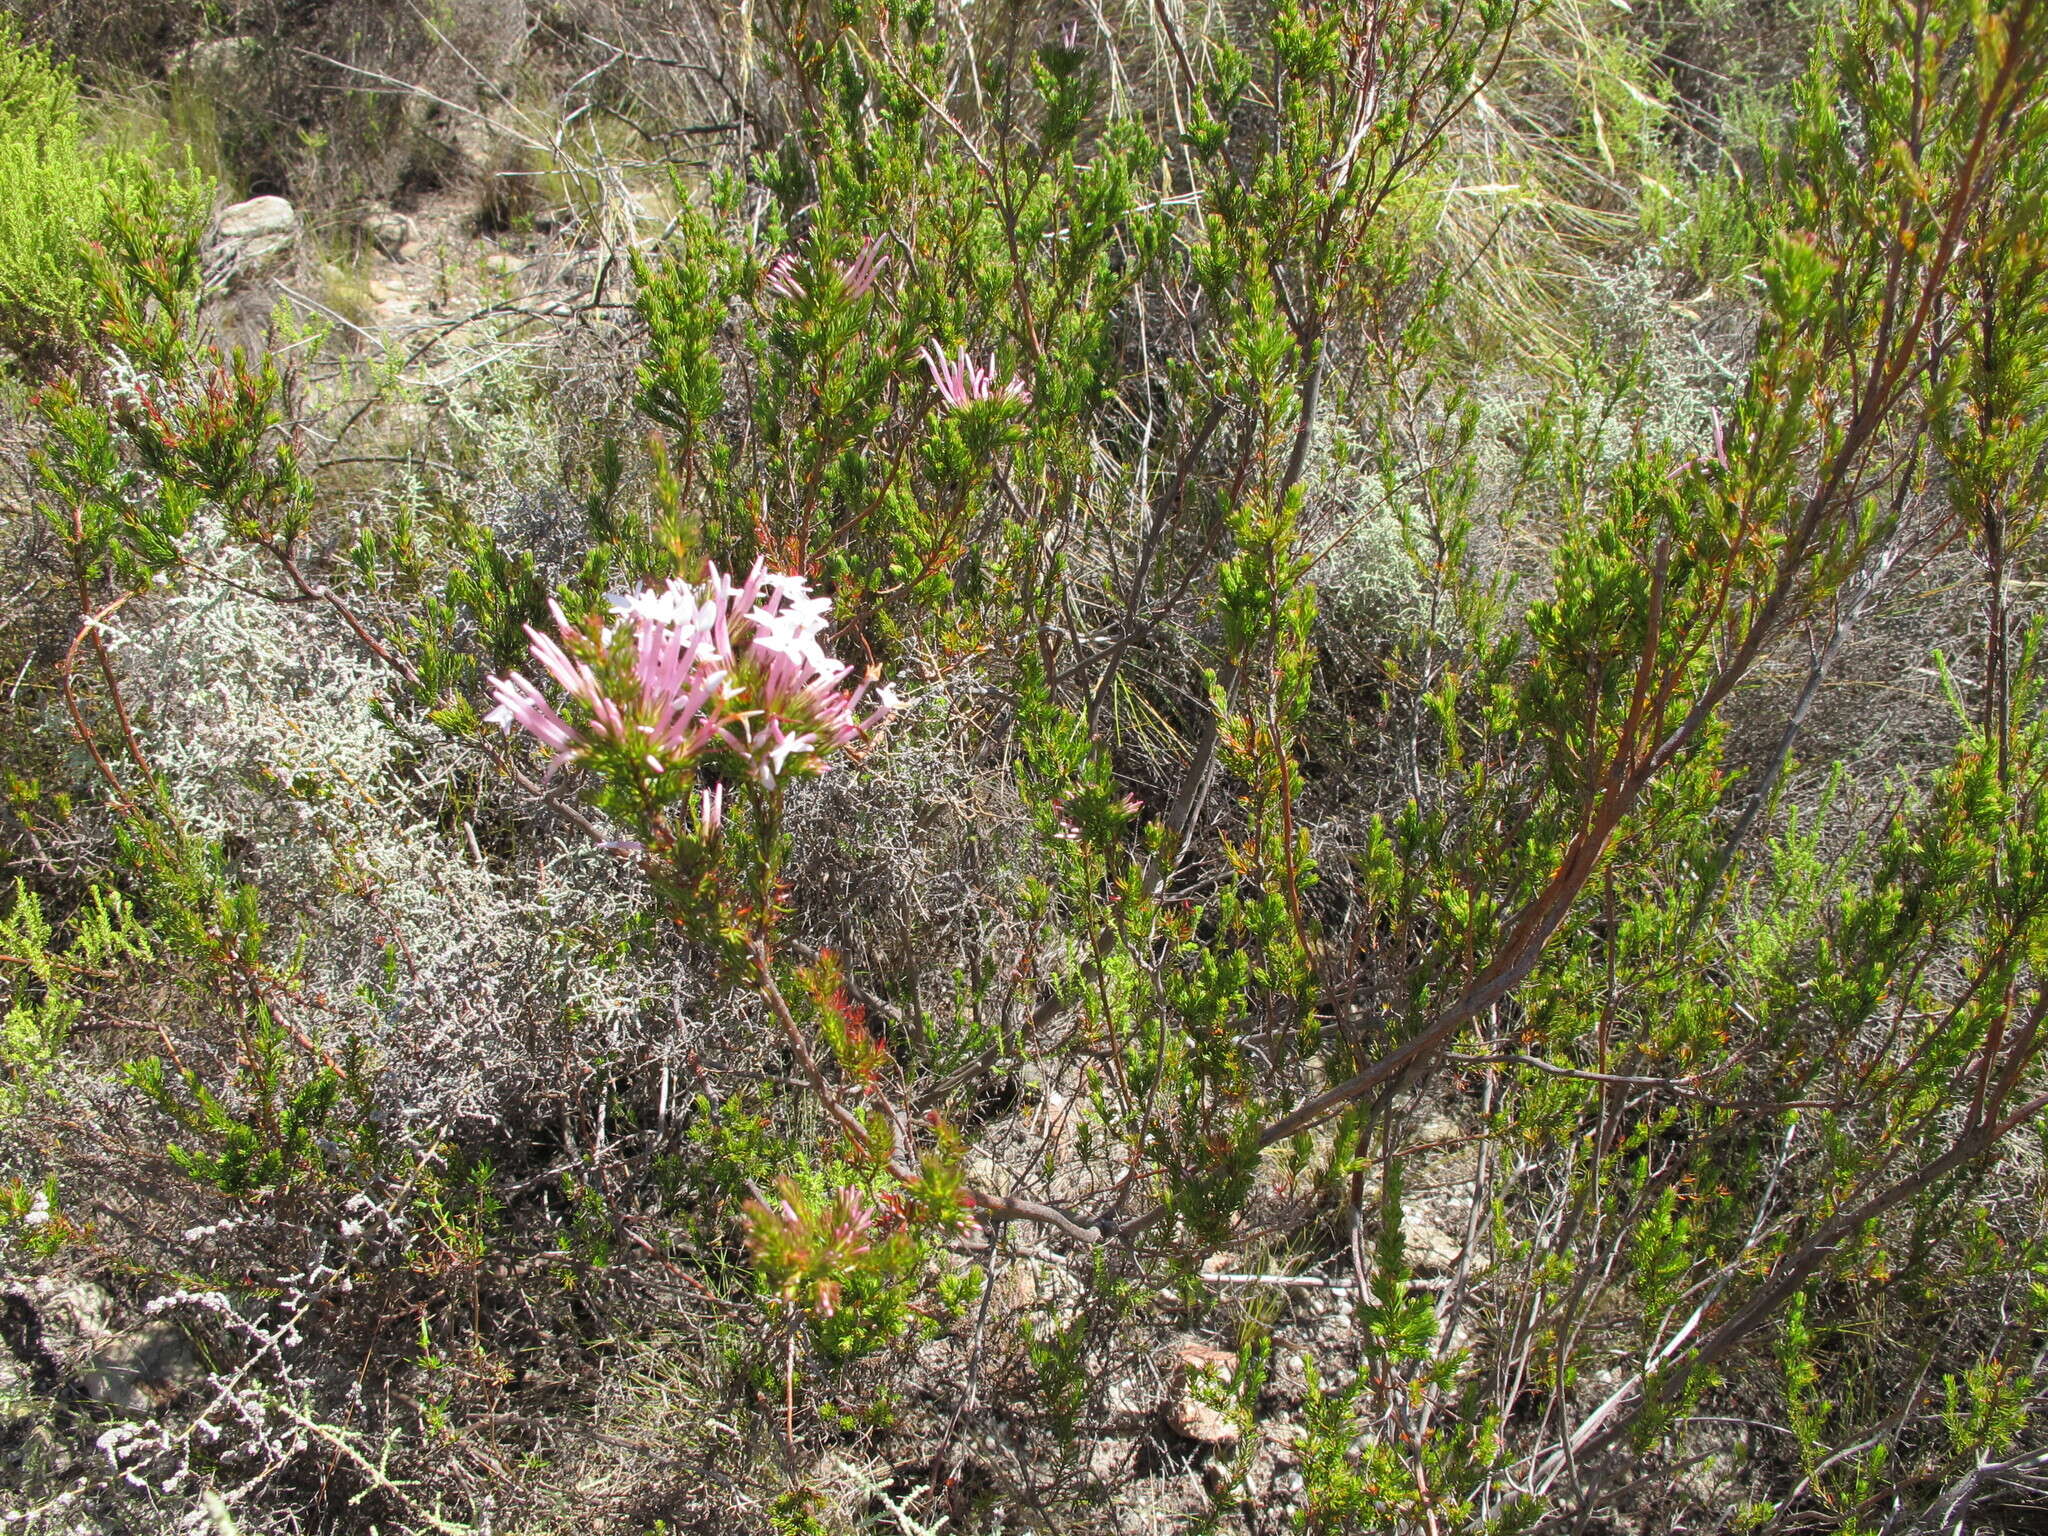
[485,561,898,794]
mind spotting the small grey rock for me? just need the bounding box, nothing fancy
[212,196,298,283]
[1265,1419,1307,1464]
[1402,1204,1467,1272]
[1168,1345,1241,1446]
[80,1319,201,1414]
[32,1279,113,1351]
[169,36,262,84]
[362,208,418,261]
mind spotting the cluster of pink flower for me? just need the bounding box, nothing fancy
[921,341,1032,409]
[484,562,899,812]
[747,1182,877,1319]
[762,235,890,303]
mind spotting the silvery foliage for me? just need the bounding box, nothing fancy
[1588,251,1748,457]
[105,513,719,1128]
[17,1222,444,1535]
[1302,420,1421,639]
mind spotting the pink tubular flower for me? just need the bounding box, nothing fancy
[921,340,1031,409]
[481,671,579,758]
[484,561,898,794]
[839,236,888,299]
[760,237,890,304]
[829,1186,875,1250]
[747,1180,880,1320]
[762,251,805,301]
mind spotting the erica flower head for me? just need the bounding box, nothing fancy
[484,561,897,794]
[839,236,889,300]
[760,236,890,305]
[746,1181,886,1320]
[761,251,805,301]
[921,341,1031,410]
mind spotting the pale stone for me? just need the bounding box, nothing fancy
[363,208,418,261]
[80,1319,201,1413]
[170,36,262,83]
[1169,1344,1241,1446]
[1402,1202,1468,1272]
[996,1259,1039,1310]
[213,196,299,280]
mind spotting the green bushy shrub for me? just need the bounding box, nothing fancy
[0,17,206,374]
